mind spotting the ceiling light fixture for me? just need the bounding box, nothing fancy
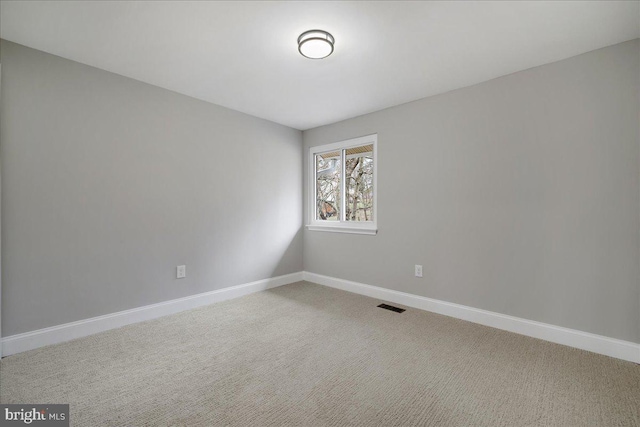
[298,29,335,59]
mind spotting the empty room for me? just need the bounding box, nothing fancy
[0,1,639,426]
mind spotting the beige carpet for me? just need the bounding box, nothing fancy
[1,281,639,426]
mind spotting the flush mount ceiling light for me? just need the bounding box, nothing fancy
[298,29,335,59]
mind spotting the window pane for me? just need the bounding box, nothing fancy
[316,151,341,221]
[345,144,374,221]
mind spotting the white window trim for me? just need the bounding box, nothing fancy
[307,134,377,235]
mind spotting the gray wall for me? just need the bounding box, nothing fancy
[2,38,638,344]
[303,39,640,343]
[0,40,303,336]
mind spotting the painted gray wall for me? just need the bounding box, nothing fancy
[303,39,640,343]
[0,40,303,336]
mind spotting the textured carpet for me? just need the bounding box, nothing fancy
[1,281,639,426]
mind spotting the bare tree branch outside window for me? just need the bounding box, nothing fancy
[315,145,373,222]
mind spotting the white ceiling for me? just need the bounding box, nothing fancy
[2,1,638,130]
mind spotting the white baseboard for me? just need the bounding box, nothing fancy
[303,272,640,364]
[1,272,304,357]
[4,271,637,364]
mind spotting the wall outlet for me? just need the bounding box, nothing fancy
[415,265,423,278]
[177,265,186,279]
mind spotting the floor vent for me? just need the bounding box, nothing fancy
[377,303,405,313]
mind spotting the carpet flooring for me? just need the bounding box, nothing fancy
[1,281,639,426]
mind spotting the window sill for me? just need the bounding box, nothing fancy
[306,224,377,235]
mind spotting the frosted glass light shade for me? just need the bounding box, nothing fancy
[298,30,335,59]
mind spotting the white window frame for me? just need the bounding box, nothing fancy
[307,134,377,235]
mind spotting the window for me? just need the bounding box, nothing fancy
[307,134,377,235]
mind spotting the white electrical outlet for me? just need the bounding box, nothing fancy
[415,265,423,278]
[177,265,186,279]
